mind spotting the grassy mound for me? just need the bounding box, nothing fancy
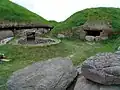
[52,7,120,34]
[0,0,49,24]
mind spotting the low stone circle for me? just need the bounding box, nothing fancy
[9,37,61,47]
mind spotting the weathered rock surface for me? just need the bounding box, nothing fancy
[115,46,120,55]
[95,36,101,41]
[85,36,95,41]
[7,57,77,90]
[101,36,108,40]
[16,28,50,37]
[115,51,120,55]
[79,30,86,40]
[0,31,13,40]
[0,37,13,45]
[74,76,120,90]
[81,52,120,85]
[70,67,120,90]
[118,46,120,51]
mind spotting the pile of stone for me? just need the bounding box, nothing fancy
[7,48,120,90]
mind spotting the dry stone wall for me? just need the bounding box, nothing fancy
[15,28,50,37]
[0,30,13,40]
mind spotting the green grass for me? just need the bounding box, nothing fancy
[0,38,120,89]
[0,0,49,24]
[52,7,120,35]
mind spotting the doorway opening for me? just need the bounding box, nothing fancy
[85,30,102,36]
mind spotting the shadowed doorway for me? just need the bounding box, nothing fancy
[85,30,102,36]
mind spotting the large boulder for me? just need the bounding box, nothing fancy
[74,76,120,90]
[7,57,77,90]
[81,52,120,85]
[68,67,120,90]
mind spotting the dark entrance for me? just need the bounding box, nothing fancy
[85,30,102,36]
[26,32,35,41]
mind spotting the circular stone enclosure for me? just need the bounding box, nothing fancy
[10,37,61,46]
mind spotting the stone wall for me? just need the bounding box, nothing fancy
[0,30,13,40]
[72,27,109,41]
[100,30,109,40]
[15,28,50,37]
[71,25,110,41]
[72,26,86,39]
[79,30,86,40]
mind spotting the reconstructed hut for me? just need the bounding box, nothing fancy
[78,20,112,41]
[0,22,53,40]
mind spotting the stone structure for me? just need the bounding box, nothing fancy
[15,28,50,37]
[73,20,112,41]
[0,22,53,40]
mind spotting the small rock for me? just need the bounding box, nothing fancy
[115,51,120,55]
[101,36,108,40]
[57,34,65,39]
[118,46,120,51]
[85,36,95,41]
[95,36,101,41]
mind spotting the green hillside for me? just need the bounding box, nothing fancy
[52,7,120,34]
[0,0,49,24]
